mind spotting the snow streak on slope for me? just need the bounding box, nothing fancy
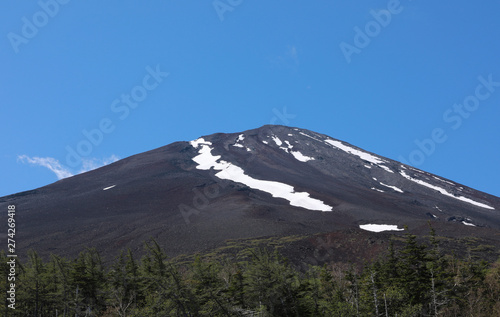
[291,151,314,162]
[267,133,315,163]
[400,170,494,210]
[462,221,476,227]
[379,182,404,193]
[325,139,385,164]
[323,139,394,173]
[190,138,333,212]
[272,136,283,147]
[299,131,323,142]
[359,224,404,232]
[275,135,315,162]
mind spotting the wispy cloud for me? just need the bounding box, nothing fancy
[287,45,299,66]
[78,155,119,174]
[269,45,300,71]
[18,155,73,179]
[18,155,119,180]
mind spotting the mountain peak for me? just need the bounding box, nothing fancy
[1,125,499,262]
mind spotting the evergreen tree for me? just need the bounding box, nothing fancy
[397,231,431,307]
[70,248,107,315]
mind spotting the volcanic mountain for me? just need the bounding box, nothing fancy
[2,125,500,265]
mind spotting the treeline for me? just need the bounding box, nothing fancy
[2,228,500,316]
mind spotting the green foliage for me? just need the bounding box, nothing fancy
[6,230,500,316]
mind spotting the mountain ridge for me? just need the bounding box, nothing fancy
[1,125,499,264]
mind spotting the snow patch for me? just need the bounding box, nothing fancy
[190,138,211,148]
[400,170,494,210]
[359,224,404,233]
[379,182,404,193]
[462,221,476,227]
[262,140,268,144]
[379,165,394,174]
[433,176,454,185]
[190,139,332,212]
[232,144,244,148]
[272,136,283,146]
[299,132,323,142]
[291,151,315,162]
[371,188,385,193]
[364,164,372,169]
[324,139,386,165]
[237,134,245,142]
[103,185,116,191]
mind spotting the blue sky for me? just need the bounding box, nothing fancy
[1,1,499,198]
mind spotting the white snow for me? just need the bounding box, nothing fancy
[359,224,404,233]
[190,138,333,212]
[364,165,372,169]
[462,221,476,227]
[272,136,283,146]
[232,134,245,148]
[288,133,293,136]
[103,185,116,191]
[190,138,211,148]
[299,132,323,142]
[371,188,385,193]
[379,165,394,174]
[277,140,295,153]
[246,147,251,152]
[431,214,437,218]
[324,139,386,165]
[262,140,268,144]
[433,176,454,185]
[434,205,443,212]
[291,151,315,162]
[379,182,404,193]
[400,170,494,210]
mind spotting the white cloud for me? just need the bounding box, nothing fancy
[18,154,119,180]
[287,45,299,66]
[268,45,300,71]
[78,155,119,174]
[18,155,73,179]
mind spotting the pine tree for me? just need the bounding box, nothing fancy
[138,238,198,316]
[398,231,431,307]
[108,250,138,316]
[70,248,107,315]
[19,250,47,315]
[243,248,304,316]
[190,255,232,316]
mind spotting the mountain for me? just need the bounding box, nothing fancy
[1,125,500,265]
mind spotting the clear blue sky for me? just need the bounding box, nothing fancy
[1,1,499,198]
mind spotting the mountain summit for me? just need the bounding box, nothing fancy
[2,125,499,263]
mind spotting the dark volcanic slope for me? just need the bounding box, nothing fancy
[1,125,499,261]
